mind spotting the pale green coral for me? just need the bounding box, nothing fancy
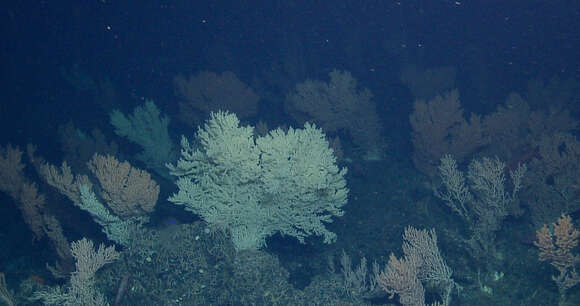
[110,100,174,177]
[168,111,348,250]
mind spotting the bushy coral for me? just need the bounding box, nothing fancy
[168,111,348,250]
